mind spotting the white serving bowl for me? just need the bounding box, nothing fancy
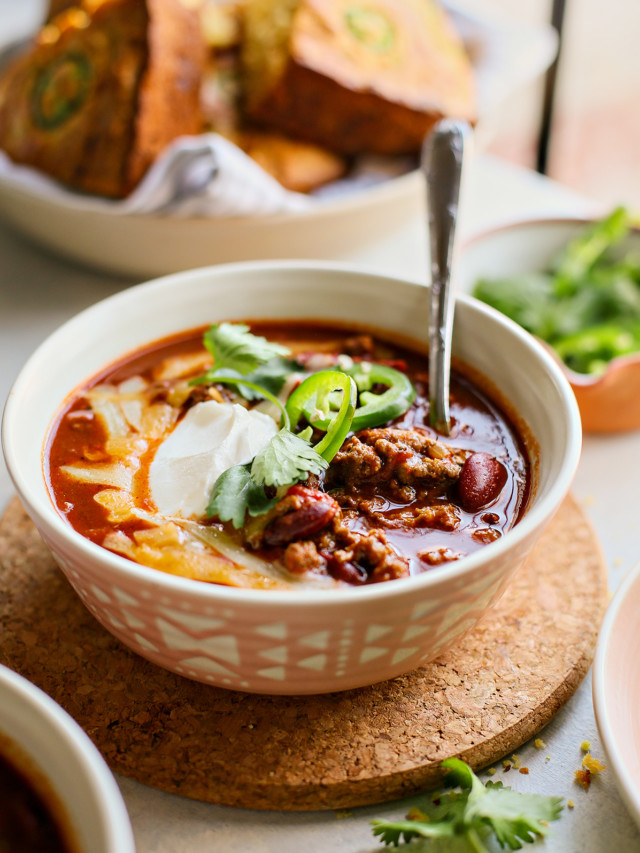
[0,664,135,853]
[2,261,581,694]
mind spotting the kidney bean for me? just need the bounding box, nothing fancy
[263,488,338,547]
[457,452,507,512]
[327,556,368,584]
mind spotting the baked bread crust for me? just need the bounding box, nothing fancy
[243,0,476,155]
[0,0,206,198]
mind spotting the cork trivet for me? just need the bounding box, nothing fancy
[0,495,607,811]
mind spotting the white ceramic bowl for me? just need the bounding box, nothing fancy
[2,261,581,694]
[458,217,640,433]
[0,664,135,853]
[593,561,640,831]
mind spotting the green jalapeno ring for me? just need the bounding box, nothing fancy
[301,362,415,432]
[31,52,91,130]
[344,6,396,53]
[285,371,357,462]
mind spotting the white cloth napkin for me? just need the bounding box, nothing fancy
[0,134,314,216]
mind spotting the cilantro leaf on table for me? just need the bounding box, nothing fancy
[251,429,328,488]
[206,463,276,529]
[203,323,290,375]
[371,757,563,851]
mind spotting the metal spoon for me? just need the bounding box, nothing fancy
[422,119,471,435]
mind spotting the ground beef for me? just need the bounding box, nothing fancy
[326,528,410,583]
[283,541,327,575]
[418,547,464,566]
[240,430,467,585]
[327,427,464,498]
[246,484,410,584]
[374,503,460,531]
[342,334,375,357]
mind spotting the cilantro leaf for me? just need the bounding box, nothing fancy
[371,758,563,850]
[227,357,300,401]
[551,206,630,293]
[251,429,328,488]
[371,819,458,845]
[206,463,276,528]
[465,784,563,849]
[203,323,290,375]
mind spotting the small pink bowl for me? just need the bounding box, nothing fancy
[459,217,640,433]
[593,562,640,830]
[2,261,581,694]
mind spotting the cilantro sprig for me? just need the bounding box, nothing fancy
[195,325,329,528]
[207,431,328,528]
[193,323,298,400]
[371,758,563,851]
[206,464,277,528]
[203,322,290,375]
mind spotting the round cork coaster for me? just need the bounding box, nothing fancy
[0,495,607,811]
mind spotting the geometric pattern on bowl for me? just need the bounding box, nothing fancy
[50,534,520,694]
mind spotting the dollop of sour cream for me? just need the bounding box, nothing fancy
[148,401,278,519]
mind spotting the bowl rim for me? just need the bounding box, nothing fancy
[2,258,582,607]
[460,213,640,387]
[592,560,640,827]
[0,664,135,853]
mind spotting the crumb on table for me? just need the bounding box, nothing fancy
[574,753,607,790]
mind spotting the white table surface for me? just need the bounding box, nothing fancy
[2,150,640,852]
[2,6,640,849]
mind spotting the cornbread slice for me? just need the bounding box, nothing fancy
[238,130,346,191]
[0,0,206,198]
[242,0,476,155]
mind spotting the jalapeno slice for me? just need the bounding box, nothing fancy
[285,371,357,462]
[31,52,91,130]
[300,362,415,432]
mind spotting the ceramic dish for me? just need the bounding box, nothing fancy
[458,217,640,433]
[593,561,640,831]
[0,664,135,853]
[0,2,557,277]
[2,261,581,694]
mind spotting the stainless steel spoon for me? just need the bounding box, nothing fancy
[422,119,471,435]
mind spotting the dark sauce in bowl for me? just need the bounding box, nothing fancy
[0,749,72,853]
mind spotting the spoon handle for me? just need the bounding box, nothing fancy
[422,119,471,435]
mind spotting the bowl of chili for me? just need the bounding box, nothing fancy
[2,261,581,694]
[0,664,134,853]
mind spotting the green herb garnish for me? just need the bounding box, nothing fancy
[203,323,290,376]
[371,758,563,851]
[206,464,277,528]
[194,324,299,400]
[251,428,328,488]
[473,207,640,374]
[207,431,327,529]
